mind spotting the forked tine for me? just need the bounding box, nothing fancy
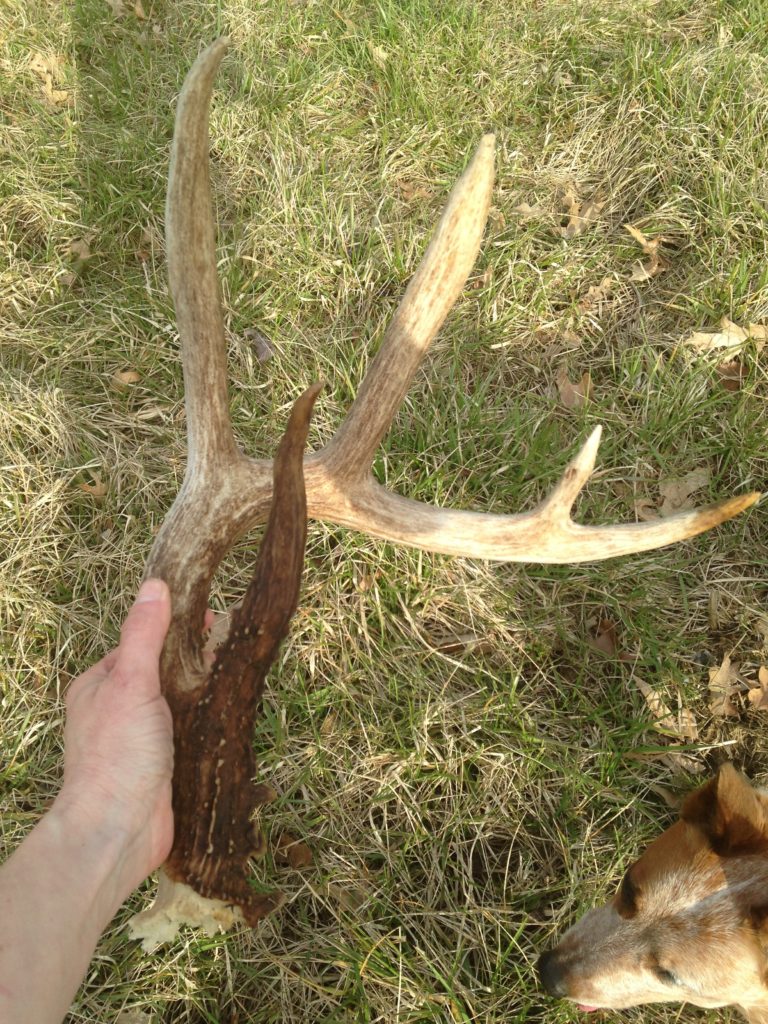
[302,447,759,564]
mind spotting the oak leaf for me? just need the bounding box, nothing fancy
[683,317,766,355]
[708,654,743,717]
[578,276,613,312]
[558,189,603,238]
[556,367,593,410]
[716,358,747,392]
[747,666,768,710]
[367,41,388,68]
[275,832,313,869]
[29,52,70,106]
[658,467,710,516]
[513,202,546,223]
[591,617,618,656]
[112,369,141,387]
[635,677,699,741]
[624,223,668,282]
[395,179,431,203]
[68,231,96,263]
[79,472,108,499]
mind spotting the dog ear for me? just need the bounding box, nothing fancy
[681,763,768,856]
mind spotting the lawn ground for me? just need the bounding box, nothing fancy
[1,0,768,1021]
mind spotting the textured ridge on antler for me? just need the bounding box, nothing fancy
[128,38,760,948]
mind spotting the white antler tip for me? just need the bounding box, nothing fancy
[472,134,496,173]
[573,424,602,474]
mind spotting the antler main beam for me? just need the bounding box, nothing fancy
[165,38,756,571]
[128,38,759,947]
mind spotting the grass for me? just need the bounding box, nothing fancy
[1,0,768,1020]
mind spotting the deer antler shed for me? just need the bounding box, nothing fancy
[127,39,759,948]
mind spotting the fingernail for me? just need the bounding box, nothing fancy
[136,578,168,603]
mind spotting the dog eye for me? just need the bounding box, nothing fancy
[653,966,679,986]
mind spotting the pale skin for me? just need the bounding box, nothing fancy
[0,578,204,1024]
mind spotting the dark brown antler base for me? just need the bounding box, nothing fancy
[129,386,319,949]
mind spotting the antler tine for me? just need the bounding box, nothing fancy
[319,134,496,484]
[166,36,238,471]
[305,472,760,563]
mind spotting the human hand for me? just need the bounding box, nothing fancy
[55,579,175,893]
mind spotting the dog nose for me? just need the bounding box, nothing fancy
[537,949,568,997]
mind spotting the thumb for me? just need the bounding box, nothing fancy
[115,578,172,689]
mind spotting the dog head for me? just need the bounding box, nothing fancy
[538,764,768,1017]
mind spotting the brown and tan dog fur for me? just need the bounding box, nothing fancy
[538,764,768,1023]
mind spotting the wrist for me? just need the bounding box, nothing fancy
[46,794,138,916]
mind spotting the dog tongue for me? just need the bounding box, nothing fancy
[577,1006,599,1013]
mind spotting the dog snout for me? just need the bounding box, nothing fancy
[537,949,568,997]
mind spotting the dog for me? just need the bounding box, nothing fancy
[538,763,768,1023]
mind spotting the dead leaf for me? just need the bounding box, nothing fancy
[578,276,614,312]
[683,317,766,355]
[716,358,747,392]
[243,328,275,363]
[756,617,768,645]
[435,631,493,656]
[252,782,279,805]
[68,231,96,263]
[469,267,492,290]
[556,367,593,409]
[647,783,684,809]
[658,467,710,516]
[275,832,313,869]
[112,369,141,388]
[79,472,108,499]
[623,224,668,282]
[558,190,603,239]
[356,571,375,592]
[513,202,546,223]
[326,880,370,913]
[106,0,125,14]
[320,711,338,736]
[133,0,146,18]
[748,666,768,710]
[331,7,358,32]
[367,41,387,68]
[708,654,743,717]
[395,179,431,202]
[661,750,705,774]
[115,1011,153,1024]
[591,617,618,657]
[633,496,659,522]
[29,52,70,106]
[635,678,698,741]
